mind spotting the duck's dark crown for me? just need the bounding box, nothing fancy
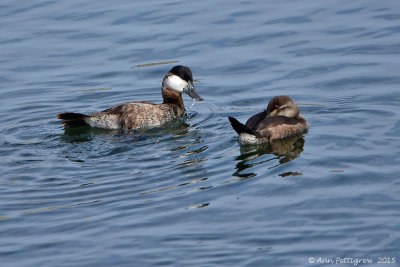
[169,65,193,83]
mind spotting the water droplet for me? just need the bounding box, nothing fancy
[187,99,198,112]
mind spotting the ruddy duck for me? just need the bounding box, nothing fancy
[57,65,203,130]
[228,95,308,145]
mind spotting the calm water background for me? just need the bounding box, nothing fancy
[1,0,400,266]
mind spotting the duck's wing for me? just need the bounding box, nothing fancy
[87,102,160,129]
[94,101,154,116]
[59,101,182,130]
[256,116,308,141]
[245,111,267,132]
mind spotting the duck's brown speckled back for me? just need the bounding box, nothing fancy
[87,101,184,130]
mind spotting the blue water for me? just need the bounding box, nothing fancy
[1,0,400,266]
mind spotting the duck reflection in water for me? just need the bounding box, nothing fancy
[232,133,306,178]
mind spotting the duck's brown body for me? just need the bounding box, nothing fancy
[57,66,202,130]
[244,111,308,142]
[85,100,184,130]
[229,96,308,144]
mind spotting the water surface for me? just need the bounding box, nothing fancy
[1,0,400,266]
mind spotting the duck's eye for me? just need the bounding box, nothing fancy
[274,105,279,110]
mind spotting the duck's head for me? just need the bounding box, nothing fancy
[266,95,300,118]
[162,65,203,101]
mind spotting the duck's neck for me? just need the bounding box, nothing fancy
[162,87,184,110]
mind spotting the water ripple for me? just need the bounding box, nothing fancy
[1,0,400,266]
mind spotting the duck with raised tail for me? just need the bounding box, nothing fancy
[57,65,203,130]
[228,95,308,145]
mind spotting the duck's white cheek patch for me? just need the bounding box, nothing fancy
[166,75,187,93]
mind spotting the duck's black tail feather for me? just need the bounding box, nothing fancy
[228,117,255,135]
[57,112,89,127]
